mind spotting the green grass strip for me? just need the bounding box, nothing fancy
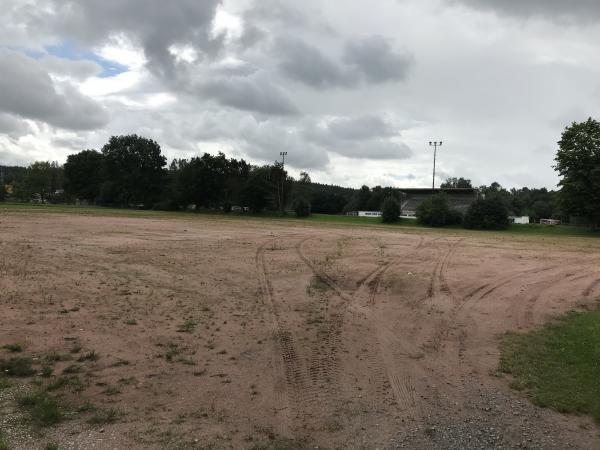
[500,307,600,422]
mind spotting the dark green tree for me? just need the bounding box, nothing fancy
[292,196,311,217]
[100,135,166,207]
[554,118,600,228]
[381,197,401,223]
[241,166,273,213]
[64,150,104,203]
[23,161,54,203]
[463,197,509,230]
[441,177,472,189]
[416,194,462,227]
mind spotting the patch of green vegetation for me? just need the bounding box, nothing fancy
[77,351,99,362]
[44,443,58,450]
[177,319,196,333]
[250,438,308,450]
[87,407,120,425]
[124,319,137,325]
[0,377,10,390]
[0,357,35,377]
[2,203,598,238]
[2,343,23,353]
[44,352,72,364]
[47,375,84,393]
[19,392,63,426]
[0,432,8,450]
[500,307,600,422]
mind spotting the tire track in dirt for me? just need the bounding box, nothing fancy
[296,234,426,416]
[255,238,307,434]
[521,271,596,327]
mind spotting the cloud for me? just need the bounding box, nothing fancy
[277,38,352,89]
[343,35,413,83]
[39,55,102,80]
[39,0,223,78]
[0,49,108,130]
[0,113,32,138]
[325,115,398,140]
[449,0,600,23]
[197,73,299,116]
[302,114,412,160]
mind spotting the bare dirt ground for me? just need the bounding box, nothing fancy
[1,212,600,449]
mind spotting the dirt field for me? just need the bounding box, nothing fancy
[1,211,600,449]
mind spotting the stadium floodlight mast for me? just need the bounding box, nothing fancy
[429,141,443,190]
[279,152,288,211]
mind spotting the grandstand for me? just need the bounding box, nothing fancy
[399,188,479,217]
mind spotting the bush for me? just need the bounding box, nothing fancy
[416,194,462,227]
[463,196,509,230]
[381,197,401,223]
[292,197,311,217]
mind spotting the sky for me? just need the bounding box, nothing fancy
[1,0,600,190]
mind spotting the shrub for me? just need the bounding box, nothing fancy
[381,197,401,223]
[0,357,35,377]
[292,197,311,217]
[463,196,509,230]
[416,194,462,227]
[19,392,63,426]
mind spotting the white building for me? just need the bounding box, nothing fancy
[509,216,530,225]
[357,211,382,218]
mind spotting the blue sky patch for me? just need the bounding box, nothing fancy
[44,42,128,78]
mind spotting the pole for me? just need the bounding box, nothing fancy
[429,141,442,190]
[432,143,437,190]
[279,151,287,212]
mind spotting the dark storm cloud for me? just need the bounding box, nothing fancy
[0,113,32,138]
[277,36,414,89]
[40,55,102,80]
[326,115,398,140]
[198,74,300,116]
[44,0,223,77]
[343,36,413,83]
[277,38,353,89]
[0,49,108,130]
[302,114,412,160]
[451,0,600,22]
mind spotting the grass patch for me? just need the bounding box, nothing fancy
[2,202,599,239]
[19,391,64,426]
[499,307,600,422]
[177,319,196,333]
[2,343,23,353]
[0,377,11,390]
[87,407,120,425]
[250,438,308,450]
[0,432,8,450]
[0,357,35,377]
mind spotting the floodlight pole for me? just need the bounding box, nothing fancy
[429,141,442,190]
[279,151,288,212]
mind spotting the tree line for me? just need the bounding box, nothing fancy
[1,117,599,227]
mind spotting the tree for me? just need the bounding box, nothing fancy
[64,150,104,203]
[0,184,5,202]
[381,197,401,223]
[23,161,54,203]
[416,194,462,227]
[441,177,472,189]
[463,197,509,230]
[101,135,166,207]
[554,118,600,228]
[293,196,311,217]
[241,166,273,213]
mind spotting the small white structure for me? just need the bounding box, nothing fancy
[540,218,561,226]
[358,211,382,218]
[509,216,530,225]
